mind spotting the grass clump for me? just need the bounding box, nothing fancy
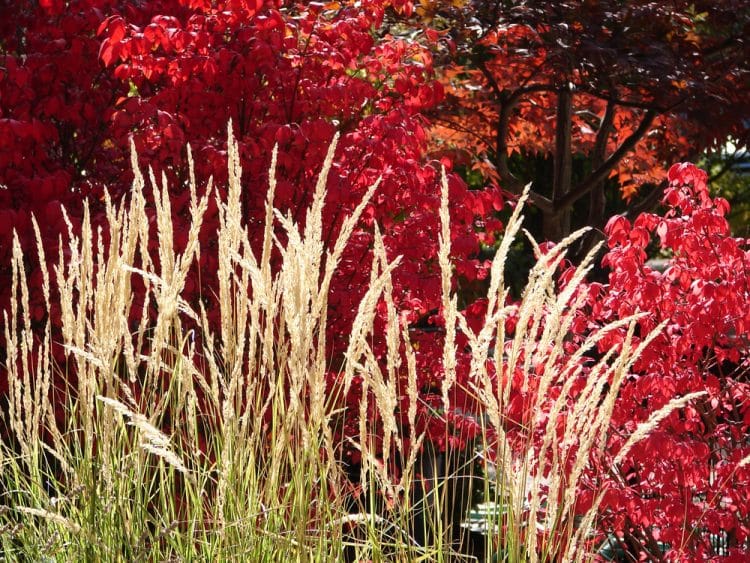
[0,127,687,561]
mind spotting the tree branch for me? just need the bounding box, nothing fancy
[552,85,573,204]
[587,100,616,225]
[578,87,688,114]
[571,100,618,260]
[593,101,616,165]
[475,58,503,100]
[471,58,559,209]
[508,83,556,104]
[495,83,554,196]
[708,147,746,183]
[430,114,496,150]
[625,181,667,220]
[496,91,520,192]
[556,109,657,210]
[527,190,554,213]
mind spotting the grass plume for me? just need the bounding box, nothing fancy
[0,129,703,561]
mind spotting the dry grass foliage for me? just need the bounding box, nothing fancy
[0,128,691,561]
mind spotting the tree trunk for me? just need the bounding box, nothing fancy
[544,84,573,241]
[572,102,615,262]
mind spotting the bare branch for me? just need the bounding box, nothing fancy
[430,115,496,150]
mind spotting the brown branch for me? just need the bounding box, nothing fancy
[470,59,559,210]
[570,101,618,260]
[552,85,573,204]
[579,90,672,113]
[625,181,667,220]
[475,57,503,100]
[507,83,556,104]
[593,101,616,165]
[580,86,691,114]
[587,100,616,225]
[556,109,657,211]
[495,91,520,192]
[430,114,496,149]
[527,190,554,213]
[495,83,555,197]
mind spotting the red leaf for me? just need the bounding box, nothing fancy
[98,38,114,66]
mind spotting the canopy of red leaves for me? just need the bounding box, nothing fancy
[0,0,503,465]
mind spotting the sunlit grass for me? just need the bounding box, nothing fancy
[0,127,683,561]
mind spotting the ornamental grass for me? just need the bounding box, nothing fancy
[0,129,689,561]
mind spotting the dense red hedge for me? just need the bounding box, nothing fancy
[574,163,750,559]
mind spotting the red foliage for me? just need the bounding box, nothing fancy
[422,0,750,239]
[0,1,499,454]
[2,1,750,559]
[575,163,750,558]
[476,163,750,559]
